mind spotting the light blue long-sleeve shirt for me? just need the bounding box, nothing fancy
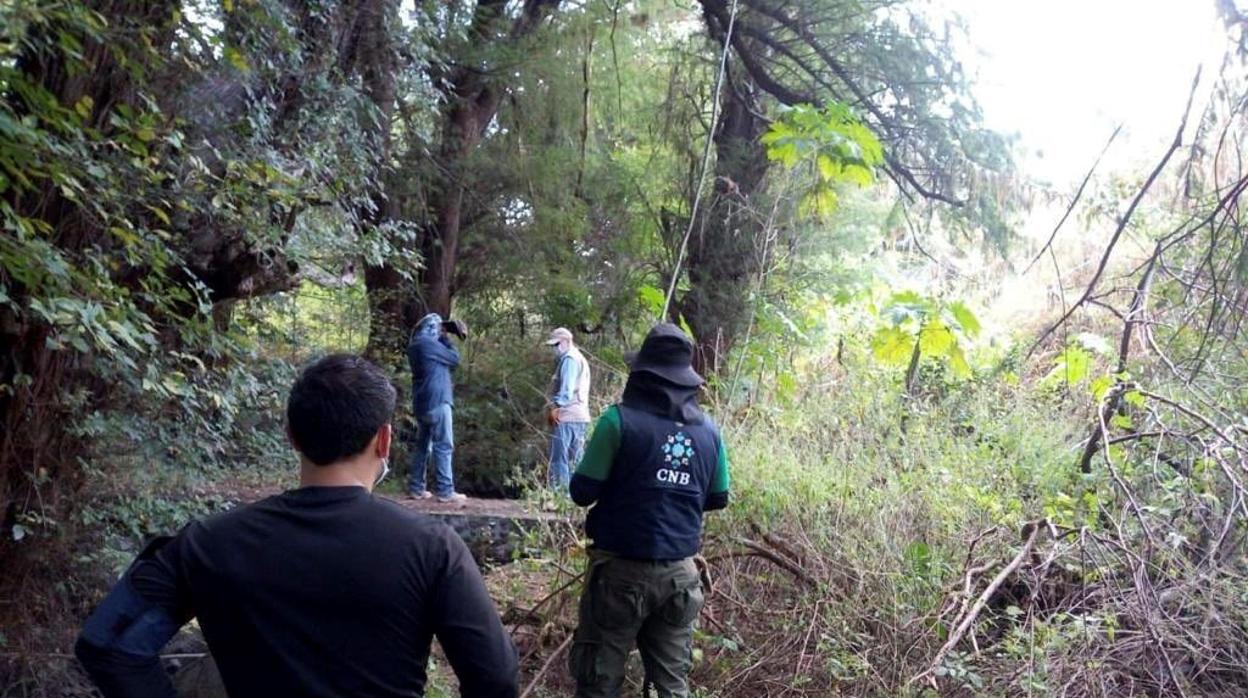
[552,353,580,407]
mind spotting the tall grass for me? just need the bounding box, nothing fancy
[684,358,1089,694]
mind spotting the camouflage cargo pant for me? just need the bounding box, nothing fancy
[569,552,705,698]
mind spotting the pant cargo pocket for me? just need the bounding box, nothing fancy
[659,583,704,627]
[569,640,600,686]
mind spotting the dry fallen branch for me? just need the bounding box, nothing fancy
[911,521,1045,688]
[737,537,819,587]
[508,569,585,637]
[519,633,573,698]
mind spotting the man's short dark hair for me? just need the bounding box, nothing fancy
[287,354,397,466]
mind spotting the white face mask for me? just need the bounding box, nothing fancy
[373,458,390,488]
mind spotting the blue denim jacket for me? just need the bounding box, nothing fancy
[407,314,460,414]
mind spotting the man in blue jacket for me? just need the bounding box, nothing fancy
[407,312,468,503]
[568,324,730,698]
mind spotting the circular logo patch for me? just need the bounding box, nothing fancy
[663,433,695,468]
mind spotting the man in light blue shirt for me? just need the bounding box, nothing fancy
[545,327,591,491]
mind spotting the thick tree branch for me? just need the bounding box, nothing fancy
[699,0,967,207]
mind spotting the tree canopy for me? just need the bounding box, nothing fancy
[6,1,1248,695]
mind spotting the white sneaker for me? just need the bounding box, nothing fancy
[436,492,467,504]
[409,490,433,500]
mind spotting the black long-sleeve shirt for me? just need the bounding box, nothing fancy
[76,486,517,697]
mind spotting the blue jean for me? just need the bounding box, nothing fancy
[409,403,455,497]
[549,421,588,491]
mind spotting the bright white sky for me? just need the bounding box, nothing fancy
[947,0,1225,187]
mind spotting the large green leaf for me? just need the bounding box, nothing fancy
[638,285,665,318]
[871,326,915,365]
[918,320,954,357]
[762,102,882,193]
[948,344,971,378]
[1046,346,1091,386]
[947,301,981,338]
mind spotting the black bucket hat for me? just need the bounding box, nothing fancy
[625,323,703,387]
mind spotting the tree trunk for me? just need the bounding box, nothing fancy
[422,98,496,319]
[0,0,180,593]
[337,0,407,361]
[678,74,770,376]
[0,0,398,563]
[364,83,500,359]
[426,185,465,318]
[363,0,559,357]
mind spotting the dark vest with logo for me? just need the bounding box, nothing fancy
[585,404,721,560]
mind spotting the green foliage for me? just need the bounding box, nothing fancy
[1040,333,1112,391]
[762,103,884,217]
[720,362,1078,531]
[687,336,1100,692]
[638,285,667,320]
[79,493,235,552]
[1,10,185,358]
[242,281,371,356]
[869,290,982,381]
[0,0,421,562]
[3,2,1245,697]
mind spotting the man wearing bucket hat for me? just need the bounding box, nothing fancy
[567,323,731,698]
[544,327,592,491]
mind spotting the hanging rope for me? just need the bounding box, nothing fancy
[659,0,740,321]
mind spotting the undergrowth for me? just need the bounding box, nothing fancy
[512,330,1248,696]
[6,293,1245,698]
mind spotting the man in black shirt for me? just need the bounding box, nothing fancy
[75,354,518,697]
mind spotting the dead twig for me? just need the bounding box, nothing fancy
[509,569,585,637]
[910,521,1045,687]
[519,633,574,698]
[1030,67,1203,359]
[737,538,819,587]
[1023,123,1124,275]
